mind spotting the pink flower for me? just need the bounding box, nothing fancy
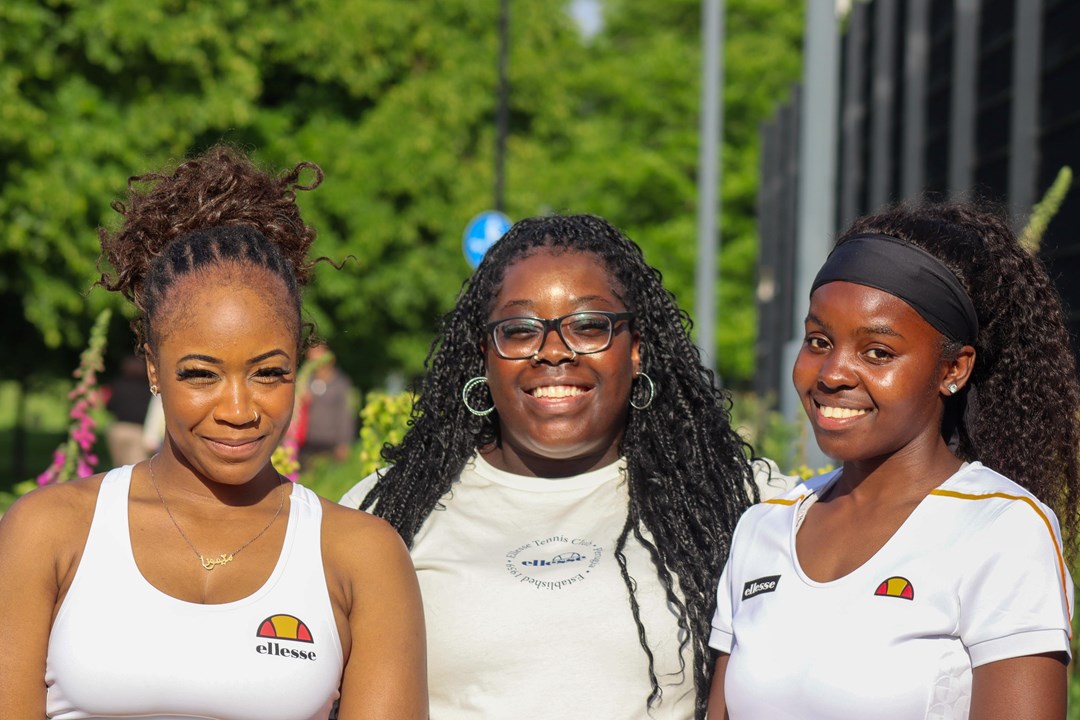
[37,449,67,486]
[70,399,88,419]
[73,426,95,451]
[36,309,112,485]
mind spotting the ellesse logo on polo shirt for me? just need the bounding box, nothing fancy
[742,575,781,600]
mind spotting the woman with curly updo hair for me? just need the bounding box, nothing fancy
[0,145,427,720]
[710,202,1080,719]
[342,213,787,719]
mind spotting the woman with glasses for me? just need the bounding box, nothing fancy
[342,214,784,719]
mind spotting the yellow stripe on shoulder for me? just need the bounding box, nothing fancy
[929,488,1072,634]
[762,494,805,506]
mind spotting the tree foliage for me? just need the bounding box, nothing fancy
[575,0,804,383]
[1,0,803,389]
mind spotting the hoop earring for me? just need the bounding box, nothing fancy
[630,372,656,411]
[462,376,495,416]
[149,384,159,396]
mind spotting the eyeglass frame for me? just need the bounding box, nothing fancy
[484,311,637,360]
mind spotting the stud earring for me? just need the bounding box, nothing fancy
[150,384,159,396]
[947,383,959,395]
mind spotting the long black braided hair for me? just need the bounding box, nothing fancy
[361,214,756,717]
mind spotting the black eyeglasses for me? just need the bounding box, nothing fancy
[485,311,635,360]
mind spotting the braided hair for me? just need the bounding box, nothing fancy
[840,202,1080,548]
[97,143,323,350]
[361,214,756,718]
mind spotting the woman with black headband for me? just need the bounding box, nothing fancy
[708,202,1079,718]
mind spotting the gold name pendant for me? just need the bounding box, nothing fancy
[201,554,235,571]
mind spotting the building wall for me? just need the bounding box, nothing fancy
[756,0,1080,404]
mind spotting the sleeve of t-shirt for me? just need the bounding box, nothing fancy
[339,468,386,509]
[709,520,744,654]
[709,558,735,653]
[957,499,1074,667]
[750,457,798,502]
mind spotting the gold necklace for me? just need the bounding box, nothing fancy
[147,455,286,571]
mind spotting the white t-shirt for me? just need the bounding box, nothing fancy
[709,462,1073,720]
[342,454,700,720]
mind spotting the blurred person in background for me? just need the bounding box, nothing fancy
[104,353,153,465]
[298,343,357,465]
[141,388,166,456]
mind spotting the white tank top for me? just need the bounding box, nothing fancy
[45,465,344,720]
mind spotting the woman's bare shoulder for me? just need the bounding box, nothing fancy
[0,473,106,569]
[319,497,406,557]
[317,497,418,633]
[1,474,103,530]
[319,498,413,591]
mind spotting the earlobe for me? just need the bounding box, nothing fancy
[144,344,159,390]
[943,345,976,395]
[630,332,642,376]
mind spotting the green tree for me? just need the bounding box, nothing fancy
[1,0,804,391]
[549,0,804,384]
[0,0,591,388]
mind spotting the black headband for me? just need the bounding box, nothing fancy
[810,233,979,343]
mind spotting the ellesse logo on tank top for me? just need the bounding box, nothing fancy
[254,614,318,661]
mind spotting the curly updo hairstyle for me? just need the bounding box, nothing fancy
[361,213,757,718]
[839,202,1080,545]
[97,143,323,350]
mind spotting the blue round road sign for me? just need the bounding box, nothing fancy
[463,211,512,269]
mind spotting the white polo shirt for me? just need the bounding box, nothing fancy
[710,462,1073,720]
